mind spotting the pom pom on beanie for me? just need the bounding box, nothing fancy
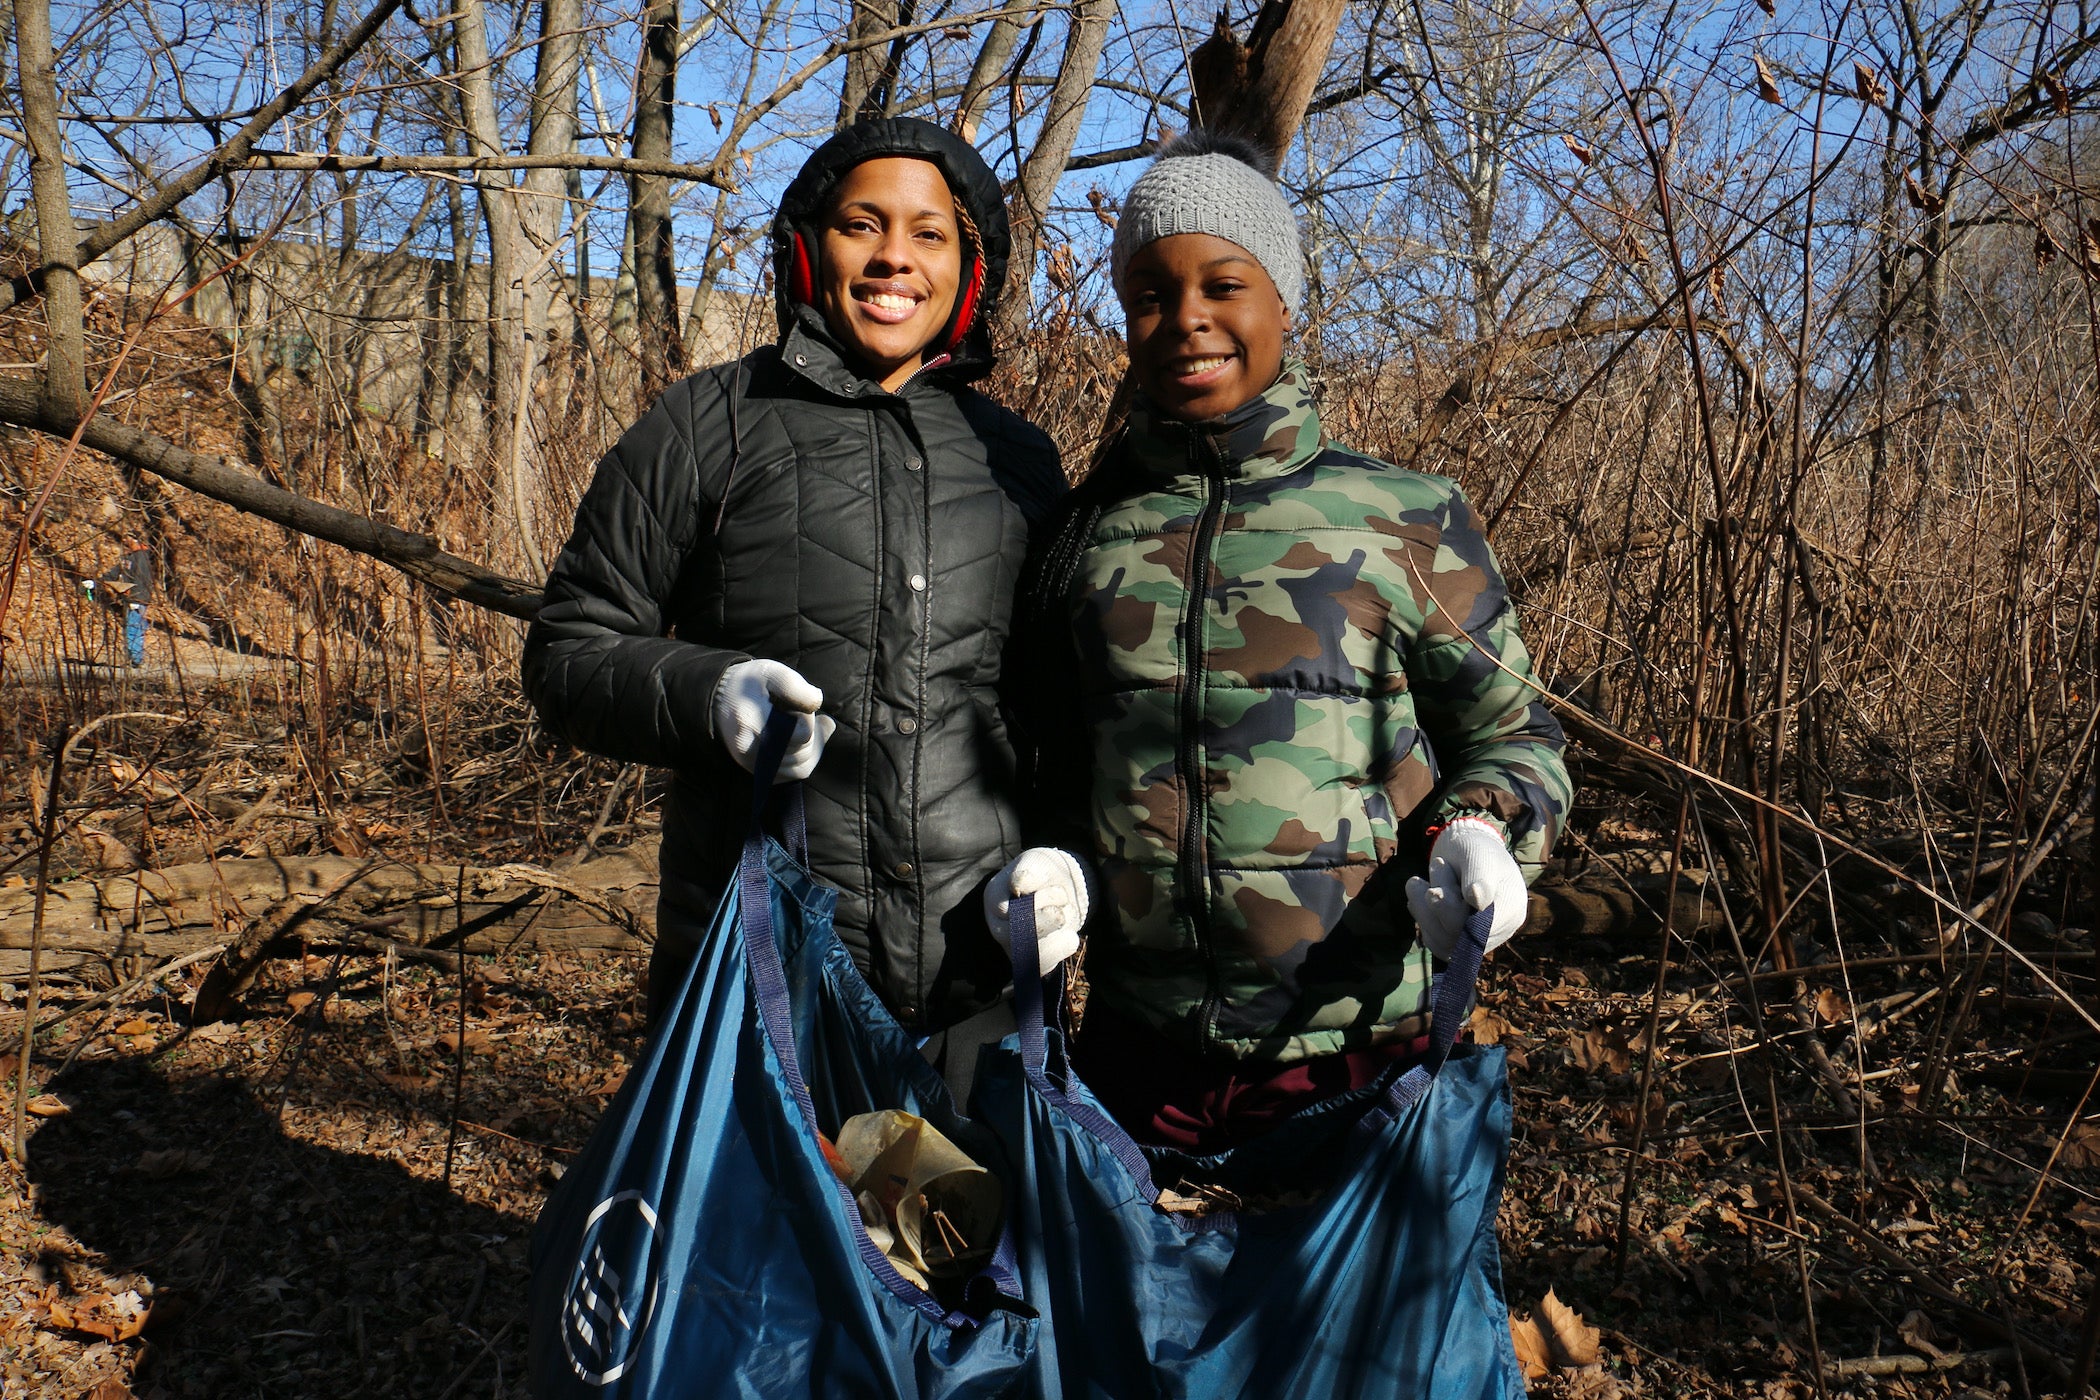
[1110,129,1304,315]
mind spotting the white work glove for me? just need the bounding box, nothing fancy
[984,848,1091,977]
[712,659,836,783]
[1405,816,1528,958]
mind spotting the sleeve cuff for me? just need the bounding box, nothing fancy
[1427,804,1510,841]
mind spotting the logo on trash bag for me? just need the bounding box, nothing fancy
[562,1191,664,1385]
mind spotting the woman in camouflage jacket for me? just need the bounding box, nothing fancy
[991,131,1573,1151]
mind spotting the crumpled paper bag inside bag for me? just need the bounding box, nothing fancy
[821,1110,1003,1289]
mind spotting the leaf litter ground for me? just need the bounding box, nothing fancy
[3,822,2095,1397]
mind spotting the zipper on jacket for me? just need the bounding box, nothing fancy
[1177,437,1227,1052]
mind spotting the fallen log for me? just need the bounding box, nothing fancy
[0,842,660,981]
[0,839,1730,987]
[1826,1347,2013,1377]
[1518,874,1730,942]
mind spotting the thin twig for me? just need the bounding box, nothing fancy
[9,728,69,1163]
[14,941,227,1040]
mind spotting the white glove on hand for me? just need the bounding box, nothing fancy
[1405,816,1528,959]
[713,659,836,783]
[985,848,1090,977]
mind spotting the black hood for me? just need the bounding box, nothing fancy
[771,117,1011,382]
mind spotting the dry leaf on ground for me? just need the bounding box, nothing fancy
[1540,1287,1603,1366]
[1897,1310,1951,1361]
[1566,1369,1624,1400]
[26,1093,72,1117]
[70,1290,152,1342]
[1471,1007,1512,1045]
[1572,1030,1632,1076]
[1511,1313,1553,1379]
[2060,1123,2100,1168]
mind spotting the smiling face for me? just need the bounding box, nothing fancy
[1119,233,1289,422]
[815,157,965,392]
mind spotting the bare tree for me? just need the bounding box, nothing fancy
[14,0,82,418]
[994,0,1115,343]
[628,0,685,393]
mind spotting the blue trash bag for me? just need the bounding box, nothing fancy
[972,897,1524,1400]
[526,718,1037,1399]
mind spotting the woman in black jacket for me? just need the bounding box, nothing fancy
[522,119,1064,1062]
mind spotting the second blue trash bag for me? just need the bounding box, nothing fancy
[526,716,1036,1399]
[972,897,1526,1400]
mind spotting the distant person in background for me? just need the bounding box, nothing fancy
[107,538,153,667]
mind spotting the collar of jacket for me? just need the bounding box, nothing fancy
[777,305,984,403]
[1122,359,1325,484]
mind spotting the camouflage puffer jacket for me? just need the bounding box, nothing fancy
[1049,361,1570,1062]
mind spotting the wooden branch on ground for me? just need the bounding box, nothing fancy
[0,377,542,619]
[190,860,380,1021]
[1520,874,1730,940]
[1556,701,1685,805]
[2,942,227,1042]
[1794,1188,2069,1382]
[1827,1348,2013,1377]
[0,844,660,979]
[0,839,1713,982]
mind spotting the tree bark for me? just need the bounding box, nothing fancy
[1189,0,1348,162]
[451,0,532,572]
[682,184,742,365]
[506,0,585,577]
[837,0,901,126]
[0,847,661,980]
[628,0,687,396]
[14,0,85,418]
[955,13,1024,141]
[435,118,476,467]
[995,0,1117,346]
[1239,0,1348,162]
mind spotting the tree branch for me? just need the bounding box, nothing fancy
[14,0,84,417]
[0,0,409,320]
[237,149,731,188]
[0,377,541,619]
[1065,139,1155,170]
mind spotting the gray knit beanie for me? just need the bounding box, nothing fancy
[1110,130,1303,315]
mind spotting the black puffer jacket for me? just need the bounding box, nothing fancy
[522,121,1062,1031]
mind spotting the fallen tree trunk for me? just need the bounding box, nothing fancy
[0,843,659,981]
[1519,873,1731,941]
[1,834,1724,985]
[0,376,542,618]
